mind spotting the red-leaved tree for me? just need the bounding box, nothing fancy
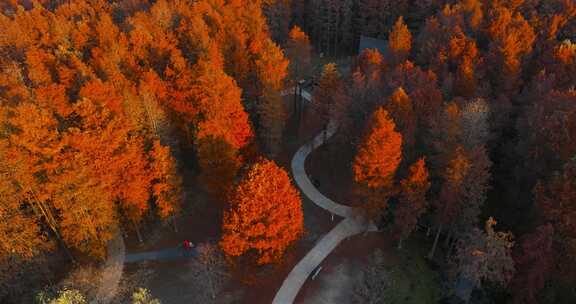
[394,158,430,248]
[220,159,304,264]
[511,224,555,304]
[353,107,402,219]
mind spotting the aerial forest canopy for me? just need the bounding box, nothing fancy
[0,0,575,303]
[0,0,289,297]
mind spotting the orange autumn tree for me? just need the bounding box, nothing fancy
[350,49,385,130]
[429,146,471,258]
[394,158,431,248]
[388,16,412,65]
[196,136,242,199]
[150,140,182,220]
[415,8,481,99]
[485,6,536,93]
[1,100,118,258]
[353,107,402,218]
[285,26,312,82]
[386,87,416,160]
[355,48,385,82]
[73,98,153,230]
[58,98,150,251]
[0,144,52,260]
[0,99,70,253]
[192,60,254,196]
[255,39,289,93]
[0,1,186,254]
[255,39,289,157]
[258,86,286,157]
[534,160,576,279]
[0,141,56,298]
[221,159,304,264]
[384,61,443,129]
[192,60,253,151]
[48,161,117,258]
[0,0,283,265]
[313,63,349,131]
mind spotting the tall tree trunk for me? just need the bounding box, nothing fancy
[27,191,75,261]
[206,264,216,300]
[332,7,338,57]
[293,85,298,117]
[444,226,453,247]
[428,224,442,259]
[172,217,178,232]
[449,236,457,254]
[132,220,143,243]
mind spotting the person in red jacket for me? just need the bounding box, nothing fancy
[181,240,195,256]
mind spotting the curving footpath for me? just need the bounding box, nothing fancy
[290,123,353,218]
[273,91,377,304]
[93,232,125,304]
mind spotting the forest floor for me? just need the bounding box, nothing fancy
[296,233,391,304]
[121,173,222,303]
[295,233,441,304]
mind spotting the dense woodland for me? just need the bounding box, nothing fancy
[0,0,574,303]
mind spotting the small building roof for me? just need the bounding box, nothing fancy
[358,36,389,56]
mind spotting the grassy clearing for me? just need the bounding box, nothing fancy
[383,236,441,304]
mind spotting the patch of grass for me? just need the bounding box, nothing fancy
[384,237,441,304]
[540,280,576,304]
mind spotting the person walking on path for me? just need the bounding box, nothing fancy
[181,240,194,256]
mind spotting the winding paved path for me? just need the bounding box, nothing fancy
[272,91,377,304]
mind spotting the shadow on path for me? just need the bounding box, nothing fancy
[125,247,198,263]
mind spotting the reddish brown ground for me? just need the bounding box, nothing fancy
[294,232,395,303]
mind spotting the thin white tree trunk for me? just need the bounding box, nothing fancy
[428,224,442,259]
